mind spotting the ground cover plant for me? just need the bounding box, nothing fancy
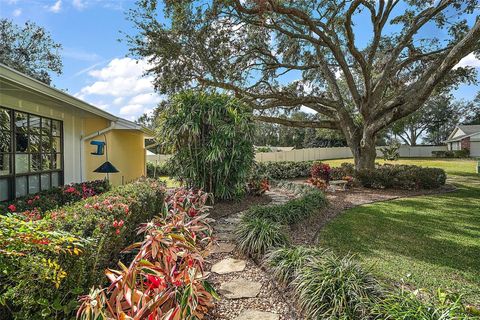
[159,91,254,200]
[318,158,480,306]
[0,178,166,319]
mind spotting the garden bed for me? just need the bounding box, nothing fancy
[209,194,271,219]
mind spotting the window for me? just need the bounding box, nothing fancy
[0,107,63,201]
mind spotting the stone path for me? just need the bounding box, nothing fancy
[206,189,297,320]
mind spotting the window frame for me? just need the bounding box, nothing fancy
[0,106,64,201]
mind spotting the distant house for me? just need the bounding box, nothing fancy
[445,125,480,157]
[0,64,154,201]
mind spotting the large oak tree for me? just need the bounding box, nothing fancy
[127,0,480,169]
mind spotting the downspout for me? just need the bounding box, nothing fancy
[80,121,116,182]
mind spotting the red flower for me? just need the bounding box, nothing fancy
[65,186,76,193]
[118,220,124,227]
[124,206,129,214]
[7,204,16,212]
[27,199,33,205]
[113,220,118,228]
[115,229,120,235]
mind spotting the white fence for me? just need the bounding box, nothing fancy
[147,145,448,163]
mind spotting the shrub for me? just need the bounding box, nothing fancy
[265,246,330,285]
[159,91,255,199]
[356,164,446,190]
[432,150,470,158]
[255,161,313,179]
[1,178,166,319]
[372,288,471,319]
[330,162,355,180]
[380,141,401,161]
[77,190,216,319]
[310,162,331,181]
[246,188,326,225]
[294,254,381,319]
[0,180,110,218]
[235,216,289,259]
[146,161,174,177]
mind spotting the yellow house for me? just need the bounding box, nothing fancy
[0,63,155,201]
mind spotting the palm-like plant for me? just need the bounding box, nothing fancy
[159,91,254,200]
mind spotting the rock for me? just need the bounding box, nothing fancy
[224,217,242,224]
[211,242,235,254]
[211,258,246,274]
[219,278,262,299]
[215,223,236,232]
[216,232,235,241]
[234,310,280,320]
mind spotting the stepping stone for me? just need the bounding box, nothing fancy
[211,242,235,254]
[216,232,235,241]
[234,310,279,320]
[215,223,236,232]
[211,258,246,274]
[219,278,262,299]
[224,217,242,224]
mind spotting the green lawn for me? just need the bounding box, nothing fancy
[318,158,480,304]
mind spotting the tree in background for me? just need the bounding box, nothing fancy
[159,91,254,200]
[127,0,479,169]
[0,19,62,85]
[389,95,466,146]
[462,92,480,125]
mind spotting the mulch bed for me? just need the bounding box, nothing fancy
[289,183,457,246]
[209,194,271,220]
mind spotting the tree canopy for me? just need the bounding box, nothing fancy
[127,0,480,169]
[0,19,62,85]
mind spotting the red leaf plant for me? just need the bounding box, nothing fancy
[77,188,217,320]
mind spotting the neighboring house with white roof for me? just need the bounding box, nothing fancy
[445,125,480,157]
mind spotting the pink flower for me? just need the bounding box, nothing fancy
[115,229,120,235]
[118,220,124,227]
[7,204,16,212]
[65,187,76,193]
[27,199,33,205]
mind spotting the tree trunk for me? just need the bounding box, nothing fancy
[350,135,377,170]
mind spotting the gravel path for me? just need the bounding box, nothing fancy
[205,189,298,320]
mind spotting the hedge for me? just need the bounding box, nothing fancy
[146,161,174,177]
[356,164,446,190]
[0,178,166,319]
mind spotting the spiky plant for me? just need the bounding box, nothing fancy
[294,253,381,319]
[264,246,330,285]
[234,216,289,259]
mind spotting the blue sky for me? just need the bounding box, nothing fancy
[1,0,479,121]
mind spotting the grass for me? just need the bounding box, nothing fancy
[317,158,480,304]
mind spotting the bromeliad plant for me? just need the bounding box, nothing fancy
[77,188,216,320]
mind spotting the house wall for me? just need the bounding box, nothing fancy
[470,142,480,157]
[1,90,146,188]
[85,130,146,185]
[0,89,85,184]
[461,137,470,150]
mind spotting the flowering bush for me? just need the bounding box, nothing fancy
[310,162,331,182]
[77,189,216,320]
[1,178,165,320]
[0,180,110,220]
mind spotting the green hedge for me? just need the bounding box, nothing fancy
[356,164,446,190]
[432,150,470,158]
[254,161,313,179]
[1,178,166,319]
[146,161,174,177]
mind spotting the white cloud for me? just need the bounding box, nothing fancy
[76,57,162,120]
[12,8,21,16]
[454,53,480,69]
[48,0,62,13]
[72,0,85,10]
